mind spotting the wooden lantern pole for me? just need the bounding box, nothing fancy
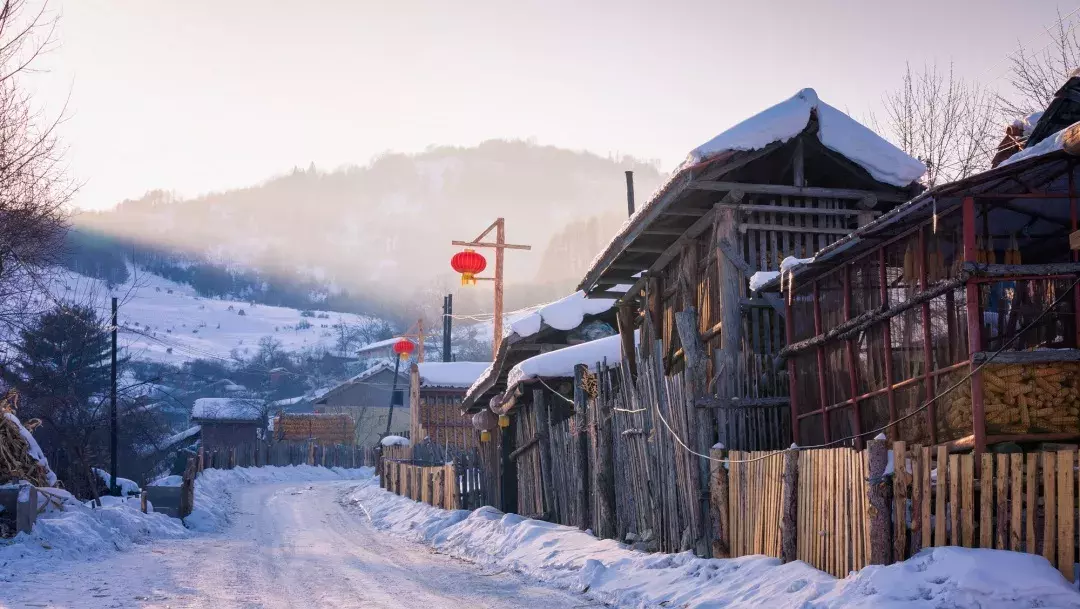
[452,218,531,357]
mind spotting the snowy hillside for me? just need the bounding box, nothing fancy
[42,268,380,365]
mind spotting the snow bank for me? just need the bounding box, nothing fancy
[344,481,1080,609]
[191,397,264,421]
[506,334,622,391]
[92,468,141,496]
[687,88,925,188]
[0,465,374,564]
[417,361,490,388]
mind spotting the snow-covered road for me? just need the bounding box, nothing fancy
[0,481,586,608]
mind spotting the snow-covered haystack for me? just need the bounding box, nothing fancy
[0,392,58,488]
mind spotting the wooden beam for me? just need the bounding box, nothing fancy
[964,261,1080,276]
[627,245,667,254]
[690,180,909,203]
[739,222,853,236]
[643,227,691,236]
[696,396,790,409]
[972,350,1080,364]
[615,191,745,304]
[452,240,532,251]
[661,208,710,217]
[716,239,755,275]
[734,203,874,218]
[585,289,630,300]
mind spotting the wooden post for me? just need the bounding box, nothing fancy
[573,364,592,531]
[962,196,987,456]
[494,219,505,357]
[16,485,37,534]
[533,389,556,520]
[593,366,617,540]
[617,302,638,381]
[308,442,315,466]
[675,308,711,554]
[140,490,148,514]
[867,438,892,564]
[198,447,205,472]
[781,449,799,563]
[709,446,731,558]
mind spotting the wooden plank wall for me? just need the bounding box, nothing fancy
[892,443,1079,581]
[515,401,544,518]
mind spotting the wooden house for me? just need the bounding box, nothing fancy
[571,88,924,553]
[408,361,489,450]
[273,413,355,444]
[460,290,618,511]
[578,87,924,448]
[756,101,1080,454]
[315,361,411,447]
[190,397,266,451]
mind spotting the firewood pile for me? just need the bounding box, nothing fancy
[943,363,1080,436]
[0,392,54,488]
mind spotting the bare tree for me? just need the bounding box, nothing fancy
[1000,8,1080,118]
[878,62,1000,187]
[0,0,74,339]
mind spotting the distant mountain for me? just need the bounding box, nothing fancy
[68,140,665,319]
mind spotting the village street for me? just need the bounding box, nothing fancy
[0,481,586,609]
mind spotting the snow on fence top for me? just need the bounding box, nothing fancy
[380,435,411,447]
[191,397,264,422]
[505,334,623,392]
[685,88,925,188]
[416,361,490,388]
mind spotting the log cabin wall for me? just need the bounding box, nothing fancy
[414,389,479,451]
[642,193,872,452]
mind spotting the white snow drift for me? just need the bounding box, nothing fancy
[345,480,1080,609]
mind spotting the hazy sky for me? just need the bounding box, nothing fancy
[27,0,1075,210]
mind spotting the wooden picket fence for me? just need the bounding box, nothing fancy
[718,442,1080,582]
[198,442,377,470]
[892,442,1079,581]
[380,455,486,511]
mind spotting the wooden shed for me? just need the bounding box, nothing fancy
[757,103,1080,454]
[190,397,266,452]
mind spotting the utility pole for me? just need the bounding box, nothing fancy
[383,355,402,438]
[625,170,635,217]
[109,296,118,496]
[442,294,453,362]
[451,218,530,357]
[417,318,425,363]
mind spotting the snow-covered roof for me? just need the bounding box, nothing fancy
[351,360,409,383]
[507,291,618,338]
[505,334,623,395]
[684,88,925,188]
[356,337,400,354]
[417,361,489,389]
[268,394,307,408]
[158,425,201,451]
[191,397,264,422]
[1001,121,1078,167]
[462,291,620,409]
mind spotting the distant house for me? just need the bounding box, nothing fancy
[354,337,400,367]
[314,361,411,447]
[409,361,489,449]
[190,397,266,451]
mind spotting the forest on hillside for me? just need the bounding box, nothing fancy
[65,140,664,323]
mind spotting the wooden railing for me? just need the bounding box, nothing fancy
[380,455,486,511]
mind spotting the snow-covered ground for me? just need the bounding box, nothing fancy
[345,480,1080,609]
[0,472,585,608]
[39,268,378,364]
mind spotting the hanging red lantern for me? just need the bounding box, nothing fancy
[451,249,487,286]
[392,338,415,360]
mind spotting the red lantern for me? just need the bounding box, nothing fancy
[451,249,487,286]
[392,338,415,360]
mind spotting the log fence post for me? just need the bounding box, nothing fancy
[868,438,892,564]
[573,364,592,531]
[781,448,799,563]
[709,445,731,558]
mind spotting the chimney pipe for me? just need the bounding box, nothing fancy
[625,170,635,217]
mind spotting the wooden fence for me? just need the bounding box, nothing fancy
[712,441,1080,582]
[198,441,377,470]
[380,453,485,510]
